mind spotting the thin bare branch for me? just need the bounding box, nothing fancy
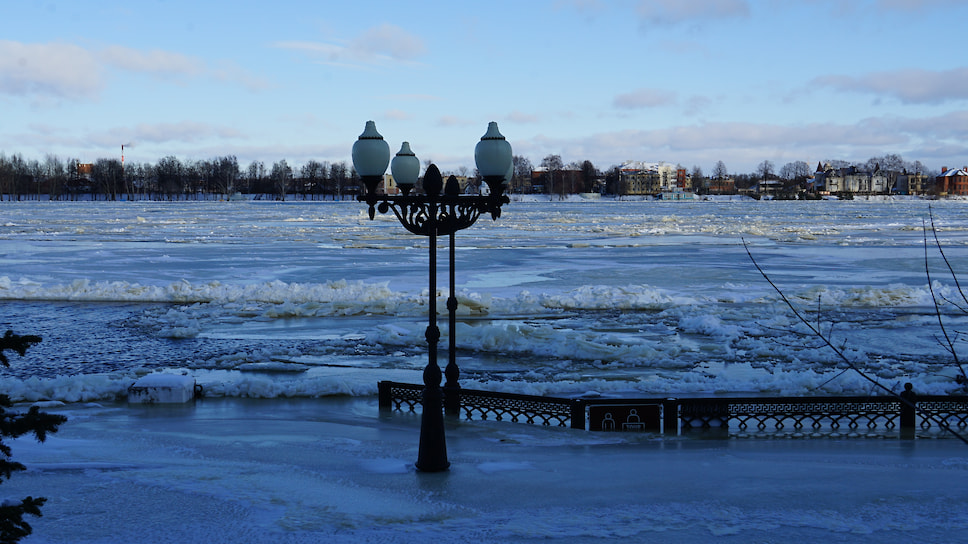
[930,205,968,309]
[743,237,968,445]
[923,217,967,379]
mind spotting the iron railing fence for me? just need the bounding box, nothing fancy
[377,381,968,439]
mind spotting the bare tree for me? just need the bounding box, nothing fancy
[779,161,811,183]
[924,208,968,385]
[270,159,292,200]
[540,154,563,197]
[713,160,728,180]
[690,165,705,192]
[299,160,325,199]
[42,155,66,198]
[246,161,266,196]
[512,155,533,193]
[91,159,123,201]
[329,161,348,200]
[155,156,183,199]
[743,218,968,444]
[581,160,598,193]
[217,156,240,197]
[756,160,775,180]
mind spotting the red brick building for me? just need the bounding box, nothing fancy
[937,166,968,195]
[707,177,736,194]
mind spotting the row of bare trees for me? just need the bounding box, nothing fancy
[1,149,945,201]
[0,153,359,201]
[1,151,600,200]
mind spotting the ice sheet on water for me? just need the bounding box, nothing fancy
[3,199,968,401]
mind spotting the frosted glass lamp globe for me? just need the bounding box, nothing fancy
[390,142,419,195]
[474,122,512,179]
[352,121,390,178]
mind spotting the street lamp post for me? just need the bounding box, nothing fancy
[352,120,512,472]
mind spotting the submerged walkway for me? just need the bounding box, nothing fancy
[8,397,968,543]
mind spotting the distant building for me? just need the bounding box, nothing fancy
[618,161,679,195]
[756,179,784,196]
[66,162,95,193]
[676,168,691,191]
[936,166,968,196]
[896,171,926,195]
[707,177,736,194]
[814,163,889,194]
[453,175,479,194]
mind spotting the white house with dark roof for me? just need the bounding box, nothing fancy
[814,163,889,194]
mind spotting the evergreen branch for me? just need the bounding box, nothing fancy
[0,329,64,543]
[0,332,42,368]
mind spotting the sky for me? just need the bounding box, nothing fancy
[2,0,968,177]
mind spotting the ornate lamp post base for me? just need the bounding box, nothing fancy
[416,373,450,472]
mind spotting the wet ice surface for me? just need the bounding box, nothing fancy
[4,199,968,542]
[3,198,968,399]
[6,399,968,543]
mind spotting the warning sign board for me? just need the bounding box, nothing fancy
[588,404,661,432]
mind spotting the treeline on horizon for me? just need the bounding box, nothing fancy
[0,150,946,201]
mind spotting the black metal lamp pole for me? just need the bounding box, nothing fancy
[444,227,460,417]
[352,121,512,472]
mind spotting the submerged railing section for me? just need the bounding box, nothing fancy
[377,381,968,439]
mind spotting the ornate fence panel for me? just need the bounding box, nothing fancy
[378,381,423,413]
[378,381,582,428]
[678,396,902,438]
[377,381,968,439]
[458,388,578,427]
[915,397,968,435]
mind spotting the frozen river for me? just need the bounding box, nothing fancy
[3,197,968,400]
[4,197,968,543]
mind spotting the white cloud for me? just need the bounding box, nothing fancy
[2,120,244,160]
[81,121,245,149]
[437,116,473,127]
[0,41,266,101]
[275,24,426,70]
[506,111,540,123]
[888,110,968,141]
[875,0,964,11]
[350,24,426,61]
[811,0,964,17]
[635,0,750,25]
[523,114,963,173]
[812,67,968,104]
[133,122,244,144]
[99,46,267,91]
[0,40,103,99]
[613,88,678,109]
[100,45,204,77]
[210,61,271,92]
[383,109,412,121]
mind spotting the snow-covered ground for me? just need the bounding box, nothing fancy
[7,398,968,543]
